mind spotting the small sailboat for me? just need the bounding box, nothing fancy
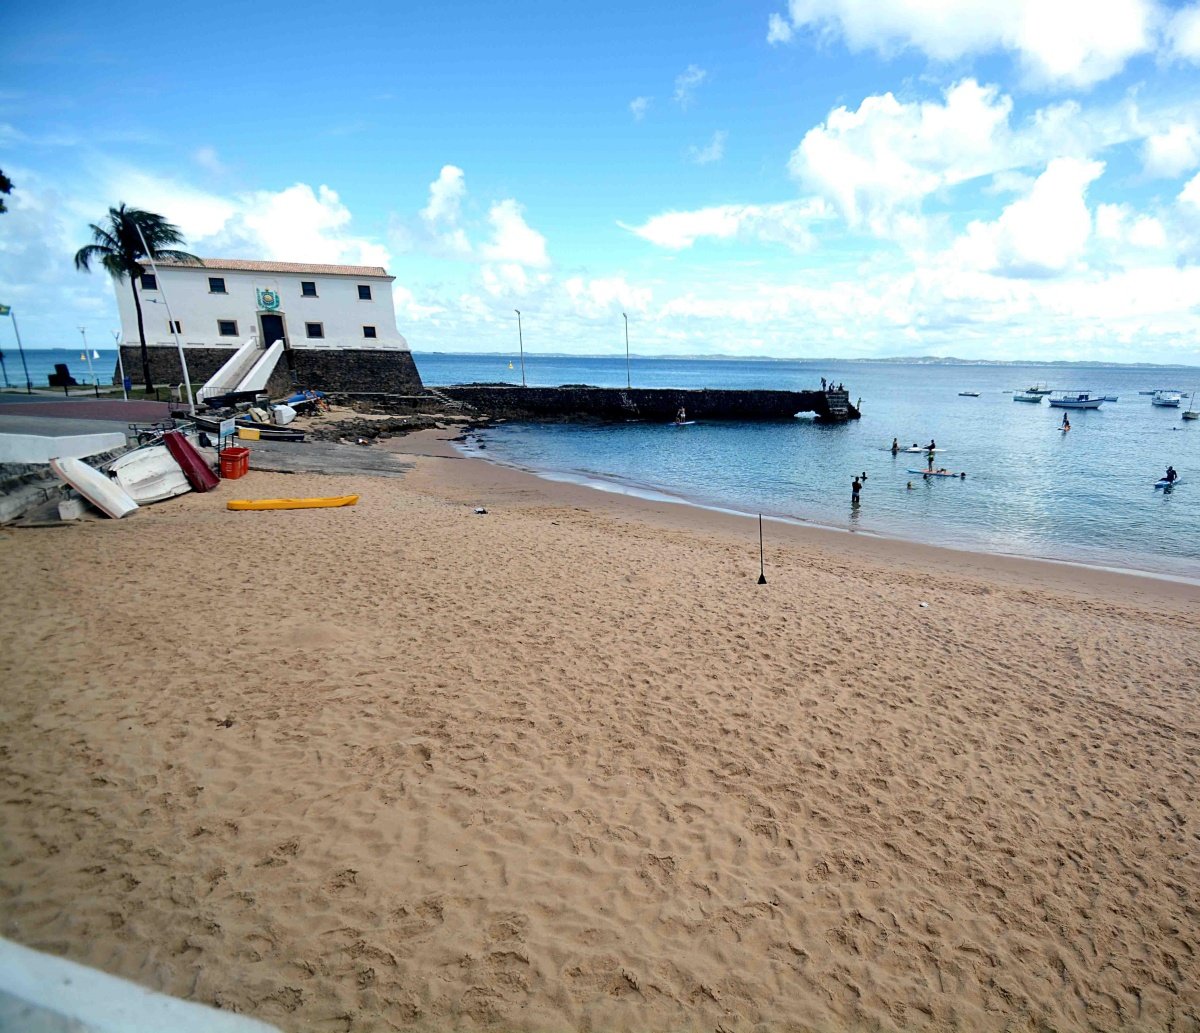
[1183,392,1198,420]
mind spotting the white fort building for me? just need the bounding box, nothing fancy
[113,258,424,397]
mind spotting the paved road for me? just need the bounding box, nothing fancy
[0,398,175,422]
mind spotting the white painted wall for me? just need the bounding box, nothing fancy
[113,263,409,353]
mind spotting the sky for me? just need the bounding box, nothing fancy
[2,0,1200,364]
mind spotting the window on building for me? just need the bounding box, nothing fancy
[168,319,182,334]
[301,281,318,297]
[140,273,158,290]
[217,319,239,336]
[305,322,324,338]
[208,276,227,294]
[357,284,373,301]
[362,325,377,339]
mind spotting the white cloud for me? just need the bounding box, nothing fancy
[1142,123,1200,178]
[193,146,224,176]
[421,165,466,226]
[1165,3,1200,61]
[107,169,237,239]
[767,0,1157,88]
[623,198,831,250]
[950,157,1104,277]
[630,96,650,120]
[790,79,1014,234]
[688,130,727,165]
[480,199,549,267]
[673,65,707,108]
[563,276,653,318]
[419,165,472,256]
[787,79,1141,240]
[767,12,795,44]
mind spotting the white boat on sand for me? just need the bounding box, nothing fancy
[50,457,139,519]
[107,445,192,504]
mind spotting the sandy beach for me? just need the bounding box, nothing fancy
[1,430,1198,1032]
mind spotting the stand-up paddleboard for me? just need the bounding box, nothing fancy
[903,447,945,453]
[908,469,965,478]
[108,445,191,504]
[50,457,139,518]
[671,420,696,426]
[227,495,359,511]
[1154,478,1182,489]
[163,430,219,492]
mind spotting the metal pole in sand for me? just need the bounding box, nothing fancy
[78,326,99,393]
[514,309,526,388]
[2,306,32,392]
[135,224,195,415]
[758,514,767,585]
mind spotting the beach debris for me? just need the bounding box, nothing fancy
[919,602,929,608]
[215,717,234,728]
[474,506,488,515]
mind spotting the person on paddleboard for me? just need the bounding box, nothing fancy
[1062,413,1070,430]
[1166,465,1178,484]
[675,406,687,425]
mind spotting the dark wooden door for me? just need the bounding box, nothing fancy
[259,313,285,347]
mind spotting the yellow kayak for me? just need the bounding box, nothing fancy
[227,495,359,511]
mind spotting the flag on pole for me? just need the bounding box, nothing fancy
[0,304,10,315]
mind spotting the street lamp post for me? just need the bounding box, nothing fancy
[0,306,32,392]
[622,312,630,389]
[514,309,526,387]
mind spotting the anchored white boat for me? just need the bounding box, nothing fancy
[1152,390,1182,407]
[1048,390,1103,409]
[1183,393,1198,420]
[1012,391,1043,403]
[958,390,980,397]
[107,445,192,504]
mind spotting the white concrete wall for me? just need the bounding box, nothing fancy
[114,265,409,353]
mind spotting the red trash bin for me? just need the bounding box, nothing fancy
[219,446,250,479]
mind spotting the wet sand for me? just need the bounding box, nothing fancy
[1,430,1197,1031]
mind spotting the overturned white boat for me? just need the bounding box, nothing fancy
[107,445,192,504]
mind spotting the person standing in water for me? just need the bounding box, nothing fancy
[851,476,862,504]
[1062,412,1071,431]
[891,437,899,454]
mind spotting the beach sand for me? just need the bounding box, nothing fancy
[1,430,1198,1032]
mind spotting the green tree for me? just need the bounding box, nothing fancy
[74,204,201,392]
[0,168,11,213]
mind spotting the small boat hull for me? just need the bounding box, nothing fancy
[907,469,964,477]
[227,495,359,511]
[163,430,219,492]
[108,446,191,504]
[1155,479,1182,489]
[50,457,139,518]
[1013,393,1042,402]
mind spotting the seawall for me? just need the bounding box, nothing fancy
[116,345,425,396]
[438,385,859,422]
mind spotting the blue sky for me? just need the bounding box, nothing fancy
[3,0,1200,363]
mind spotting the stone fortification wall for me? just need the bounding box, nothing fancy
[116,346,425,396]
[438,385,858,422]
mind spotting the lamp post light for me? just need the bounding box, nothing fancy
[514,309,526,387]
[622,312,630,390]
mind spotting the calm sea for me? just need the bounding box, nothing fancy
[414,352,1200,581]
[0,347,118,389]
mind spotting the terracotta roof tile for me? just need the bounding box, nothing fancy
[160,258,393,278]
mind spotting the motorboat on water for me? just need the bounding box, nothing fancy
[1012,391,1043,403]
[1048,390,1103,409]
[958,390,980,397]
[1024,383,1053,395]
[1152,390,1182,407]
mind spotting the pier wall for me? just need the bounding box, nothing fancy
[116,345,425,396]
[438,385,858,422]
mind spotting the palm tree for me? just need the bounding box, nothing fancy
[74,204,201,393]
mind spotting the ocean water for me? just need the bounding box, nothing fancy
[0,348,118,389]
[414,353,1200,580]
